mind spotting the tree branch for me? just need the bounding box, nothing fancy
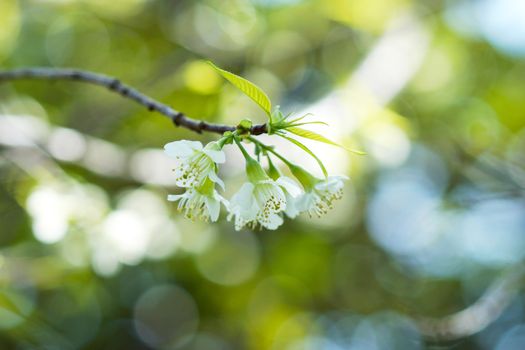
[0,67,268,135]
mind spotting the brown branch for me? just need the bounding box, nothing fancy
[0,67,268,135]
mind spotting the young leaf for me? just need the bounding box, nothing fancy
[285,113,314,125]
[287,121,329,127]
[286,127,366,155]
[278,133,328,177]
[208,61,272,117]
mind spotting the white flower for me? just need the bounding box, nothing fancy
[168,187,227,222]
[227,159,295,230]
[164,140,225,189]
[295,175,347,217]
[227,180,287,230]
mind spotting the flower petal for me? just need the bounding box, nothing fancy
[264,213,284,230]
[284,193,301,218]
[203,149,226,164]
[216,192,229,206]
[206,196,221,222]
[167,194,185,201]
[208,171,225,190]
[164,140,203,159]
[295,192,315,212]
[231,182,254,206]
[276,176,303,197]
[315,175,347,191]
[230,182,258,220]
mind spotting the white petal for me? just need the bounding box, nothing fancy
[203,149,226,164]
[167,194,184,201]
[230,183,254,207]
[284,194,301,218]
[327,175,348,184]
[206,197,221,222]
[208,171,225,190]
[264,213,284,230]
[316,176,346,191]
[276,176,303,197]
[295,192,314,212]
[215,192,229,206]
[230,183,258,220]
[241,201,260,221]
[164,140,202,159]
[234,215,249,231]
[181,140,204,151]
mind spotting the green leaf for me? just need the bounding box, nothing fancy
[285,113,313,124]
[286,127,366,155]
[208,61,272,117]
[278,134,328,177]
[287,121,329,127]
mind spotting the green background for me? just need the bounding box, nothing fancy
[1,0,525,349]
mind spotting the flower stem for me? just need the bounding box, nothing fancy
[248,136,318,189]
[233,135,253,161]
[217,133,233,148]
[234,136,271,182]
[266,154,281,180]
[247,136,293,167]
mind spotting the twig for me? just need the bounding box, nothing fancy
[0,67,268,135]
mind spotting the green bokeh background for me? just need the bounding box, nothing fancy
[1,0,525,349]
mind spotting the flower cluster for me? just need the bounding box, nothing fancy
[164,61,359,231]
[164,140,227,223]
[164,135,348,231]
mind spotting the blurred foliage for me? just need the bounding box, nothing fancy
[1,0,525,349]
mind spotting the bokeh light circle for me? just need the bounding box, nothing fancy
[134,284,199,348]
[196,230,260,286]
